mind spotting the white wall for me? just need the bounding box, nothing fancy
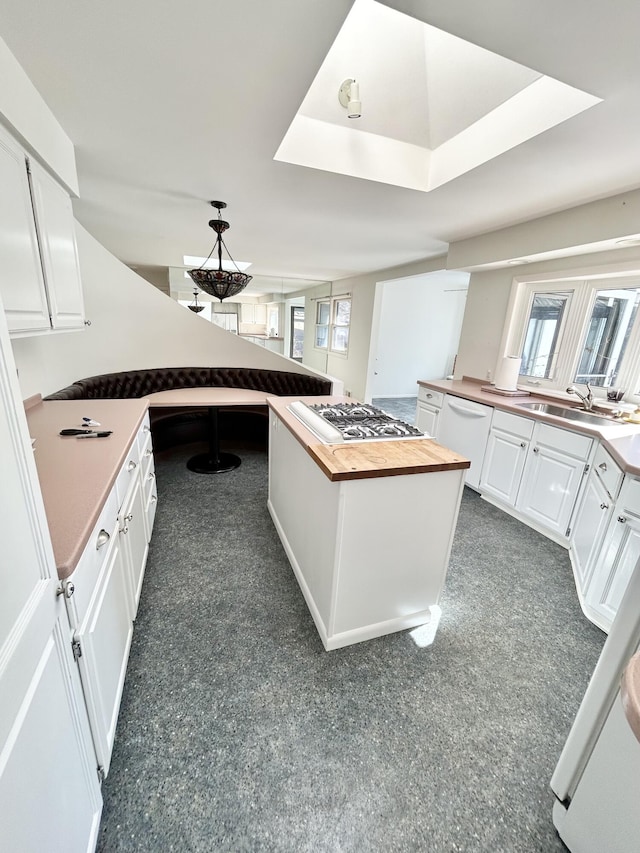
[369,271,469,397]
[11,224,327,399]
[455,247,640,382]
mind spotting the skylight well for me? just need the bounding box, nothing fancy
[275,0,601,192]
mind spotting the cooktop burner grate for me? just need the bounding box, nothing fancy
[307,402,424,441]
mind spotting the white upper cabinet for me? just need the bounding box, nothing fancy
[0,125,50,333]
[0,124,85,336]
[28,158,84,330]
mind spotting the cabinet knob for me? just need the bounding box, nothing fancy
[618,515,627,524]
[145,449,152,457]
[95,529,110,550]
[143,425,150,433]
[533,447,539,454]
[600,502,609,510]
[426,393,433,398]
[125,513,133,522]
[56,581,75,598]
[150,494,157,503]
[148,472,155,480]
[83,319,91,326]
[598,462,608,472]
[127,460,137,471]
[520,442,526,448]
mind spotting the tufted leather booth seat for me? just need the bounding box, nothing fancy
[44,367,332,451]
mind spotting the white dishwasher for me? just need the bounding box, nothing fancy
[438,395,493,489]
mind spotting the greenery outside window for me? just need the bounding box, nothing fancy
[314,296,351,355]
[503,275,640,398]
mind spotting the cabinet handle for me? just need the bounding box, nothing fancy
[96,529,110,550]
[600,502,609,510]
[533,447,539,454]
[520,442,526,448]
[127,460,137,471]
[148,472,155,480]
[150,495,157,503]
[618,515,627,524]
[598,462,608,472]
[56,581,75,598]
[425,392,433,399]
[143,425,150,433]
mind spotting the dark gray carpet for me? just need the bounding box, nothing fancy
[97,443,604,852]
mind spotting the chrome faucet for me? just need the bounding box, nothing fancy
[566,383,594,411]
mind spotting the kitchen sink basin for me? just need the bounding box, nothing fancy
[515,401,627,427]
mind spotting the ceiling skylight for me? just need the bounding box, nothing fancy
[275,0,602,192]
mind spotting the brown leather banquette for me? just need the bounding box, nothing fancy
[44,366,332,450]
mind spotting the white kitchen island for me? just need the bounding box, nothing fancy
[267,397,470,650]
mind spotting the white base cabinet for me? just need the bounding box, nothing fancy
[268,410,465,650]
[64,414,154,776]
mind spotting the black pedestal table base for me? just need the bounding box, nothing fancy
[187,406,241,474]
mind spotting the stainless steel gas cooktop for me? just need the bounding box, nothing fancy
[287,401,425,444]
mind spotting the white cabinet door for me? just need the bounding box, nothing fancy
[480,429,529,506]
[120,472,150,617]
[586,511,640,631]
[74,529,133,777]
[0,127,50,333]
[516,444,586,538]
[416,402,439,438]
[0,310,101,850]
[29,159,85,330]
[570,470,614,594]
[254,304,267,325]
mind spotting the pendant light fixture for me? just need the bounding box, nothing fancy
[188,288,205,313]
[187,201,252,301]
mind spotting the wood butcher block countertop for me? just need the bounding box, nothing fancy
[25,396,148,579]
[268,396,470,482]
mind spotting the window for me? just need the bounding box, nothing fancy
[504,275,640,398]
[314,295,351,354]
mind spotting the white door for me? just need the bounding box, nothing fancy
[415,402,438,438]
[480,429,528,506]
[570,472,613,593]
[516,444,586,537]
[28,158,85,330]
[0,126,50,333]
[587,512,640,630]
[0,310,101,851]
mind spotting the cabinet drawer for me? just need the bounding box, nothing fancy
[417,386,444,407]
[491,408,535,440]
[534,422,593,460]
[65,486,119,626]
[115,440,142,508]
[593,445,623,501]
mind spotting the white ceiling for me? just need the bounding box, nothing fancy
[1,0,639,287]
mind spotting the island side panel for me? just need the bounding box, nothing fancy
[330,469,465,639]
[268,411,339,644]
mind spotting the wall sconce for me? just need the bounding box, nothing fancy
[338,78,362,119]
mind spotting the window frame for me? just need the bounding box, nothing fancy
[313,295,351,356]
[501,268,640,400]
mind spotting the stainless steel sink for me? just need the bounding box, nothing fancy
[516,401,626,427]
